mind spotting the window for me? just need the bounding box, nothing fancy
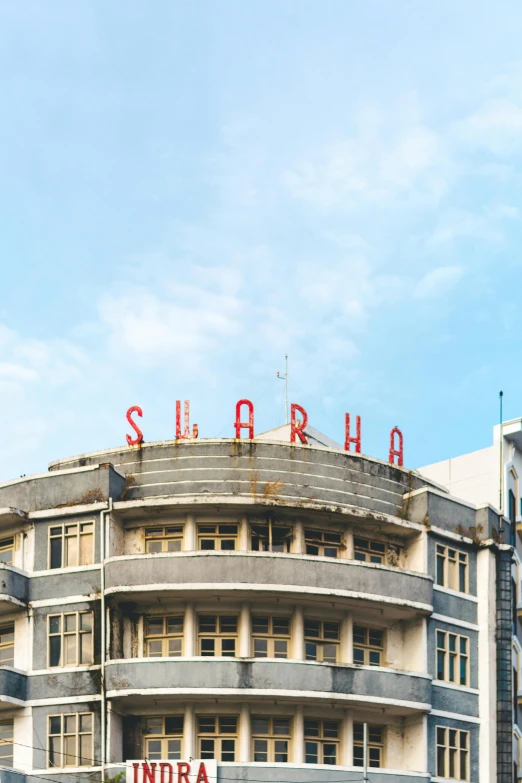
[143,717,183,760]
[252,616,290,658]
[436,631,469,686]
[305,529,342,558]
[353,723,384,768]
[49,523,94,569]
[252,717,291,762]
[353,625,384,666]
[0,624,14,666]
[198,615,237,657]
[354,537,386,564]
[304,719,339,765]
[305,620,340,663]
[49,612,93,667]
[436,545,468,593]
[145,526,183,553]
[251,520,292,553]
[436,727,469,780]
[197,716,237,761]
[198,524,238,551]
[48,713,93,768]
[145,616,183,657]
[0,721,13,767]
[0,538,14,566]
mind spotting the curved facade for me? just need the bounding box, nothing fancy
[0,434,512,782]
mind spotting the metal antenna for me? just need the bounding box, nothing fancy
[276,354,289,424]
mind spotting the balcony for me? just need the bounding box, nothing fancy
[0,668,26,707]
[105,658,431,714]
[0,567,28,614]
[104,552,432,613]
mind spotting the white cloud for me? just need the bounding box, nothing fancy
[454,98,522,156]
[414,266,464,300]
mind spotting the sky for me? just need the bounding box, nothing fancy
[1,1,522,481]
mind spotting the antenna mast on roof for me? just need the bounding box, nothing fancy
[276,354,289,424]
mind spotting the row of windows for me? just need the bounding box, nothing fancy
[0,611,464,687]
[1,524,472,597]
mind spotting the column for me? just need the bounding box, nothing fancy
[293,705,304,763]
[239,603,251,658]
[239,515,249,551]
[184,603,196,657]
[343,526,354,560]
[184,704,196,759]
[239,704,250,762]
[293,521,305,554]
[292,606,305,659]
[184,514,196,551]
[341,612,353,664]
[341,710,353,767]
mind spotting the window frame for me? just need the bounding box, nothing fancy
[0,720,13,767]
[251,716,291,763]
[48,522,95,570]
[353,723,384,768]
[436,544,468,593]
[353,624,385,667]
[436,726,469,780]
[251,519,292,553]
[304,619,340,663]
[304,718,339,765]
[353,537,386,564]
[198,614,238,657]
[197,715,238,762]
[144,615,184,658]
[436,630,469,687]
[251,616,291,659]
[304,529,342,558]
[143,716,184,760]
[145,526,183,554]
[48,611,94,668]
[0,537,14,566]
[47,712,93,768]
[197,524,238,552]
[0,623,14,667]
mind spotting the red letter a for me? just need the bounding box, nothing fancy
[195,763,209,783]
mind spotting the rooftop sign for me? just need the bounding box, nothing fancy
[125,399,404,466]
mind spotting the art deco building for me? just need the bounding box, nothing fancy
[0,424,514,782]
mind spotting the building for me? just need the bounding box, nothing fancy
[0,425,514,783]
[421,415,522,781]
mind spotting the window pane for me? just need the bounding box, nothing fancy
[167,617,183,634]
[49,717,62,735]
[220,740,235,761]
[198,718,215,733]
[219,717,237,733]
[274,640,288,658]
[323,743,337,765]
[65,536,78,568]
[252,718,269,734]
[221,639,235,656]
[79,714,92,733]
[200,739,214,758]
[201,639,215,656]
[304,720,319,737]
[147,618,164,636]
[199,617,216,633]
[322,644,337,662]
[305,741,318,764]
[274,740,288,762]
[79,734,92,766]
[63,735,77,766]
[305,642,318,660]
[64,634,77,665]
[324,623,340,640]
[49,736,61,767]
[80,533,94,566]
[80,614,93,632]
[254,639,268,657]
[165,717,184,735]
[305,621,320,638]
[50,637,62,668]
[252,618,269,634]
[253,739,267,762]
[64,715,76,734]
[167,739,181,760]
[147,740,162,760]
[273,618,290,634]
[148,640,163,657]
[219,617,238,633]
[65,615,76,633]
[80,632,93,664]
[168,638,182,656]
[50,538,62,570]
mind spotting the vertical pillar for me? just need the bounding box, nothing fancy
[239,516,249,551]
[293,705,304,763]
[239,704,250,762]
[239,603,251,658]
[341,710,353,767]
[185,603,196,657]
[293,521,305,554]
[184,515,196,551]
[341,612,353,664]
[343,527,354,560]
[292,606,305,659]
[184,704,195,759]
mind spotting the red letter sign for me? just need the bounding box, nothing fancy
[176,400,198,439]
[234,399,254,439]
[126,406,143,446]
[290,403,308,444]
[344,413,361,453]
[143,764,156,783]
[195,763,209,783]
[176,763,190,783]
[389,427,404,467]
[159,764,173,783]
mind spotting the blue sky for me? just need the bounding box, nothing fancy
[1,0,522,480]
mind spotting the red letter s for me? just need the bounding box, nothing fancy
[126,406,143,446]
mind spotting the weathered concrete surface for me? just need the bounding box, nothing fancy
[105,658,431,708]
[49,439,438,518]
[0,464,125,513]
[104,552,433,609]
[0,668,26,702]
[0,567,28,607]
